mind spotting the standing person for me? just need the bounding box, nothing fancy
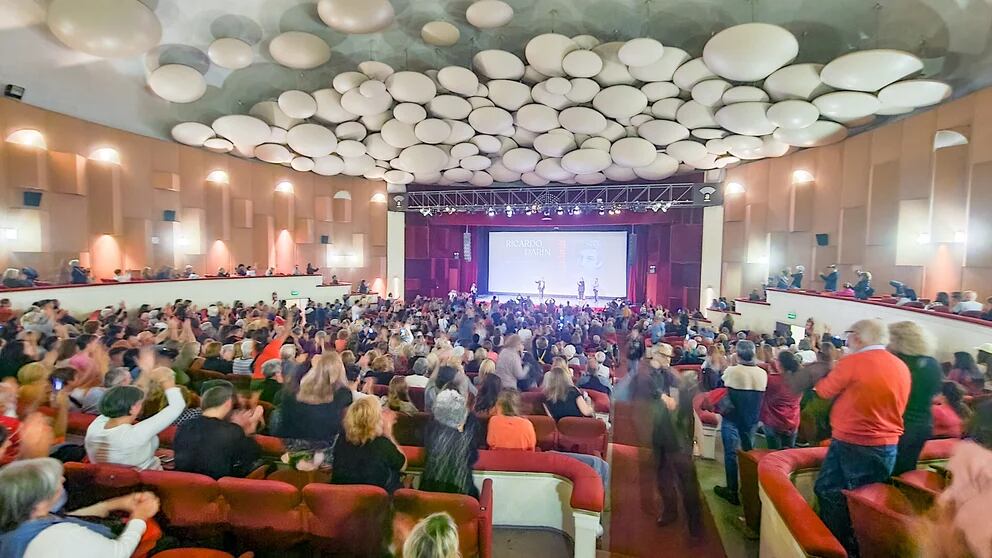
[853,270,874,300]
[888,321,943,475]
[820,264,839,292]
[632,356,702,537]
[761,351,802,449]
[627,328,646,376]
[469,283,477,301]
[173,384,262,479]
[421,390,480,498]
[493,334,525,389]
[713,341,767,505]
[577,278,585,301]
[791,266,804,289]
[535,278,545,300]
[332,397,406,493]
[593,278,600,303]
[812,319,911,555]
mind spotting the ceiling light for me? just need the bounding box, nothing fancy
[5,129,46,149]
[556,206,564,216]
[954,230,967,244]
[792,169,815,183]
[486,207,496,217]
[572,206,582,215]
[89,147,121,165]
[275,181,294,193]
[370,192,387,203]
[726,181,745,194]
[917,232,931,245]
[206,170,229,184]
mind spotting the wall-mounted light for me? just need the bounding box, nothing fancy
[150,236,160,245]
[206,170,229,184]
[370,192,387,203]
[5,129,46,149]
[792,170,815,184]
[954,231,967,244]
[89,147,121,165]
[275,180,293,193]
[917,232,931,245]
[725,181,745,194]
[2,228,17,240]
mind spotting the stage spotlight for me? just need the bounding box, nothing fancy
[598,209,605,216]
[505,208,514,217]
[662,202,672,212]
[556,206,564,215]
[541,211,552,221]
[572,206,581,215]
[486,207,496,217]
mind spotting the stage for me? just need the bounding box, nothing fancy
[476,293,612,308]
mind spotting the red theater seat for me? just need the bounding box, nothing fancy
[520,391,547,415]
[393,412,431,446]
[738,449,773,532]
[526,414,558,451]
[585,389,610,413]
[892,469,946,508]
[409,387,426,411]
[557,417,608,458]
[265,468,331,490]
[139,469,226,536]
[843,484,923,558]
[303,483,390,557]
[692,392,719,427]
[393,478,493,558]
[63,462,141,509]
[218,477,307,548]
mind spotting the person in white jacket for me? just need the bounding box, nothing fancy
[85,366,186,471]
[0,458,160,558]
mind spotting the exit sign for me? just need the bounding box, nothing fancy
[290,290,300,296]
[787,312,797,320]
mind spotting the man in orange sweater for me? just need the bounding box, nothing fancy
[813,318,910,555]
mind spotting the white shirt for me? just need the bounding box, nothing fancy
[351,304,362,321]
[955,300,984,313]
[797,349,817,364]
[85,387,186,470]
[722,364,768,391]
[405,375,430,388]
[25,519,146,558]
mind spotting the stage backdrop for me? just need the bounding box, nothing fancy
[487,230,628,298]
[404,209,703,310]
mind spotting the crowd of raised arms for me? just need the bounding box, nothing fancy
[0,288,989,557]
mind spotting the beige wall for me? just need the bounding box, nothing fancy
[0,98,388,284]
[722,87,992,299]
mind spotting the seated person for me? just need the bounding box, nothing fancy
[84,367,185,470]
[0,458,161,557]
[577,357,612,395]
[332,397,406,493]
[542,364,594,421]
[367,355,395,385]
[405,357,431,389]
[200,340,234,374]
[385,376,419,415]
[253,359,285,405]
[402,512,460,558]
[487,390,537,451]
[173,383,262,479]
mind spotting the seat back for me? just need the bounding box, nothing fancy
[265,468,331,490]
[139,470,226,534]
[585,389,610,414]
[392,478,492,558]
[218,477,307,548]
[393,412,431,446]
[556,417,607,458]
[526,415,558,451]
[843,484,921,558]
[519,391,546,415]
[303,483,390,556]
[409,387,426,411]
[63,462,141,510]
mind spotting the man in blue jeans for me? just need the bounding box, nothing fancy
[812,319,911,555]
[713,340,767,505]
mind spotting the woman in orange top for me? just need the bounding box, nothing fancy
[486,390,537,451]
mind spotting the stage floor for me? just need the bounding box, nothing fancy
[476,293,610,308]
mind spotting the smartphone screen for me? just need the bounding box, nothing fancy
[52,378,64,392]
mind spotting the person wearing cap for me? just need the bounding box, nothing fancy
[820,264,839,292]
[811,319,911,555]
[713,340,767,506]
[791,265,805,289]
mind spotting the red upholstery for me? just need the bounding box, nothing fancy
[303,483,390,556]
[738,449,772,532]
[131,519,163,558]
[527,414,558,451]
[393,412,431,446]
[893,469,946,509]
[585,389,610,413]
[152,550,247,558]
[218,477,307,548]
[409,387,426,411]
[932,305,952,313]
[557,417,608,458]
[265,468,331,490]
[961,310,985,319]
[372,384,388,397]
[843,484,922,558]
[63,462,142,510]
[692,392,719,427]
[519,391,547,414]
[393,478,493,558]
[139,470,226,534]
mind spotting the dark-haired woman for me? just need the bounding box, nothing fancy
[473,374,501,418]
[84,367,185,470]
[948,351,986,397]
[932,381,972,439]
[760,351,803,449]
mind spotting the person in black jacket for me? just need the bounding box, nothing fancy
[820,264,839,292]
[173,384,261,479]
[853,270,874,300]
[627,328,646,375]
[200,341,233,374]
[791,266,804,289]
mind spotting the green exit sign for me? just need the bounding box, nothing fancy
[787,312,797,320]
[290,290,300,296]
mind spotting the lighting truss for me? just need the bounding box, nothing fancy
[401,182,707,216]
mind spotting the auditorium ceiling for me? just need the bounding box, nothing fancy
[2,0,991,187]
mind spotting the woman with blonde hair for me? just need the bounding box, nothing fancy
[274,352,353,444]
[542,364,594,421]
[402,512,461,558]
[387,376,419,415]
[332,396,406,492]
[474,358,495,387]
[887,320,942,475]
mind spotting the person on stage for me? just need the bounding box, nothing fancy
[469,283,477,301]
[593,278,600,303]
[577,278,585,301]
[535,278,546,300]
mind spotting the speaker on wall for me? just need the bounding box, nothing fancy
[22,191,42,207]
[163,210,177,222]
[815,233,829,247]
[320,235,330,245]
